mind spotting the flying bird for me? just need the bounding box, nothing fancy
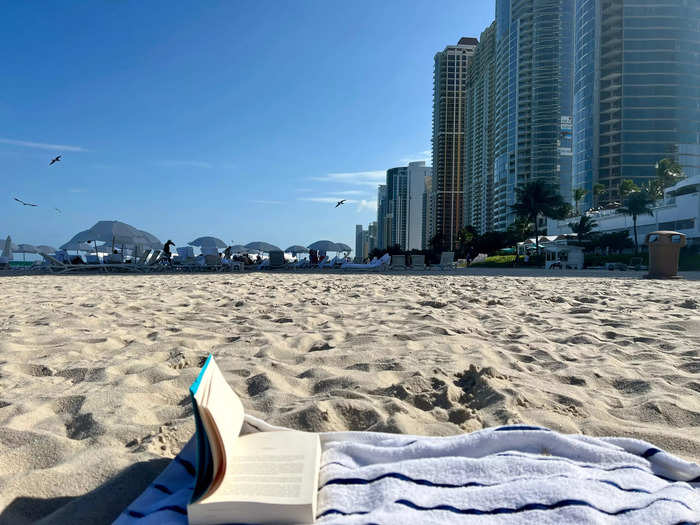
[14,197,38,207]
[335,199,347,208]
[54,207,62,214]
[49,155,62,166]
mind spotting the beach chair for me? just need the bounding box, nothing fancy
[389,254,406,270]
[86,254,101,264]
[340,253,390,271]
[39,253,105,274]
[411,254,426,270]
[266,250,286,270]
[204,254,222,271]
[434,251,455,270]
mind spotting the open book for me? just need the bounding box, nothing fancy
[188,355,321,524]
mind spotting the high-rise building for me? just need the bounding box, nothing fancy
[368,221,378,255]
[355,224,364,261]
[376,185,389,250]
[422,174,433,249]
[431,37,478,249]
[386,161,431,250]
[464,22,497,234]
[493,0,575,230]
[573,0,700,206]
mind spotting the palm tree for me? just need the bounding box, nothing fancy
[573,188,587,214]
[647,158,685,200]
[618,190,654,254]
[568,214,598,241]
[618,179,639,201]
[511,180,568,254]
[593,183,606,206]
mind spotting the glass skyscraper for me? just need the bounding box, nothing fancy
[464,22,497,234]
[574,0,700,206]
[493,0,576,230]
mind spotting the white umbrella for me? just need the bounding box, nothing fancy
[62,220,162,255]
[0,236,18,252]
[189,236,227,249]
[1,236,13,261]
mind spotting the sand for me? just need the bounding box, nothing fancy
[0,269,698,523]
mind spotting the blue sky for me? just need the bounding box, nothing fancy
[1,1,495,251]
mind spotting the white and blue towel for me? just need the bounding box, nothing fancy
[114,419,700,524]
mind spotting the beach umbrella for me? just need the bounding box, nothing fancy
[0,236,18,252]
[35,245,57,254]
[245,241,281,253]
[189,236,227,249]
[307,240,338,252]
[63,221,162,254]
[60,241,96,252]
[286,245,309,253]
[1,236,13,261]
[228,244,249,253]
[335,243,352,253]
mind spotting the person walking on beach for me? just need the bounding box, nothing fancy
[163,240,175,266]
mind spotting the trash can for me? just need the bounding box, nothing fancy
[645,231,686,279]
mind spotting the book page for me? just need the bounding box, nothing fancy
[193,358,246,500]
[204,430,321,506]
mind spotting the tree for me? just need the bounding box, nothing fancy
[568,214,598,241]
[593,183,606,206]
[618,179,639,201]
[573,188,587,214]
[474,231,510,255]
[456,226,477,258]
[618,190,654,254]
[591,231,634,254]
[647,158,685,200]
[510,180,568,254]
[506,216,532,244]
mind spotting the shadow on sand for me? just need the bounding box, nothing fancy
[0,457,170,525]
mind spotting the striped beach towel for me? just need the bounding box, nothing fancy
[114,418,700,524]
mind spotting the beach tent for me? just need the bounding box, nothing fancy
[245,241,281,253]
[14,244,38,261]
[189,237,227,249]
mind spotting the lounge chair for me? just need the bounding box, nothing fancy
[340,253,390,271]
[390,254,406,270]
[264,250,286,270]
[433,251,455,270]
[411,254,426,270]
[203,254,222,271]
[39,253,105,274]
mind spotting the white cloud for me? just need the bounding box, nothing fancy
[398,149,432,165]
[0,137,88,152]
[310,170,385,187]
[298,197,358,204]
[250,199,283,205]
[357,199,378,212]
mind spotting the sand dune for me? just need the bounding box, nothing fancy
[0,270,698,523]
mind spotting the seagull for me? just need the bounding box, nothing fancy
[14,197,38,207]
[49,155,62,166]
[335,199,347,208]
[54,207,62,214]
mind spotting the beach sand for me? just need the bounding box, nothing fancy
[0,270,698,523]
